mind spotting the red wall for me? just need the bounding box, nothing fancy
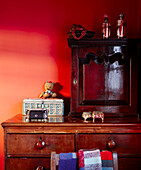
[0,0,141,169]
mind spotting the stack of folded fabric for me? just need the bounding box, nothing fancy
[59,152,77,170]
[78,149,102,170]
[100,150,114,170]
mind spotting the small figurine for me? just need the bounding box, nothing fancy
[82,111,104,123]
[39,81,57,98]
[102,14,111,39]
[82,112,92,122]
[92,111,104,123]
[117,13,126,38]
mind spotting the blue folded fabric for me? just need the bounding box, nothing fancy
[59,152,77,170]
[102,168,113,170]
[59,158,77,170]
[60,152,77,159]
[102,160,113,167]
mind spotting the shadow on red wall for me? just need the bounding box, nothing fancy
[53,82,70,116]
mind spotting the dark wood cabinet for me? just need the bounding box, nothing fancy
[1,114,141,170]
[68,39,141,117]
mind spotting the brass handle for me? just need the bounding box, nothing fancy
[35,137,46,150]
[107,138,116,149]
[35,166,44,170]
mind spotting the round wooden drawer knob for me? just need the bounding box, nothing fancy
[35,137,46,150]
[107,139,116,149]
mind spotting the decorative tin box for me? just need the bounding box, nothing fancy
[23,98,64,116]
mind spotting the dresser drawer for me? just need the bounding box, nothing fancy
[119,158,141,170]
[6,158,50,170]
[7,133,75,156]
[78,134,141,155]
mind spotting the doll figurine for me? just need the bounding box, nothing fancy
[39,81,57,98]
[102,14,111,39]
[117,13,126,38]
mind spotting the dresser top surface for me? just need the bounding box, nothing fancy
[1,114,141,128]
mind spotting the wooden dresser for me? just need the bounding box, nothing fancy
[1,114,141,170]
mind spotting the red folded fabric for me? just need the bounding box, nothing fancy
[100,150,113,160]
